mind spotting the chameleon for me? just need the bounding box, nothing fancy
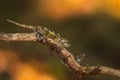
[6,19,70,48]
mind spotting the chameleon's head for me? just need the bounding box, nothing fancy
[60,38,69,43]
[60,38,70,48]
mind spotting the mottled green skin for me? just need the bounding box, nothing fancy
[7,19,70,48]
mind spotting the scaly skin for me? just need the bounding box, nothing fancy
[6,19,70,48]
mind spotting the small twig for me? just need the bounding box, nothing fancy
[0,33,36,41]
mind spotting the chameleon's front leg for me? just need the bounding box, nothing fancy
[34,28,55,56]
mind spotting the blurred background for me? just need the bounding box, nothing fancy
[0,0,120,80]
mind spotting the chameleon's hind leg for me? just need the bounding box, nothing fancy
[34,27,46,43]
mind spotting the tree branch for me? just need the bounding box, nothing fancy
[0,33,36,41]
[0,32,120,78]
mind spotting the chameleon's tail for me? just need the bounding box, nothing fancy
[6,19,36,30]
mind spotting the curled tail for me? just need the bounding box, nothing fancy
[6,19,36,30]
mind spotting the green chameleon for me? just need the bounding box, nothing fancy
[6,19,70,48]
